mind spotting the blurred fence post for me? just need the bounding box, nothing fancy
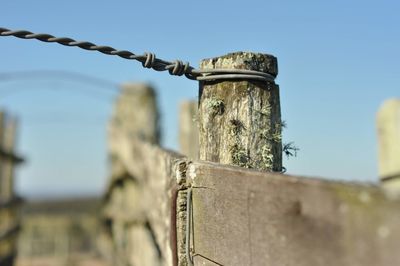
[2,117,17,200]
[0,110,23,266]
[179,100,199,160]
[377,99,400,194]
[105,83,163,266]
[0,111,5,200]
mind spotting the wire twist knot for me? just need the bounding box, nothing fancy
[168,60,189,76]
[142,52,156,68]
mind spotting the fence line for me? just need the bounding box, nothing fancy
[1,25,400,265]
[99,52,400,266]
[0,110,24,266]
[102,86,400,265]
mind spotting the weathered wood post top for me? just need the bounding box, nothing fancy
[377,99,400,192]
[110,83,160,144]
[198,51,282,171]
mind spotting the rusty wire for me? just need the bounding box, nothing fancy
[0,27,276,83]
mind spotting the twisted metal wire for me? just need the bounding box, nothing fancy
[0,27,275,82]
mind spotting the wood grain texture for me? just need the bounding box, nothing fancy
[187,161,400,266]
[198,52,282,171]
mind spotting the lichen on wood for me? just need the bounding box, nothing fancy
[198,52,282,171]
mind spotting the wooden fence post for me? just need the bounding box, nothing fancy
[377,99,400,193]
[106,83,164,266]
[2,117,17,200]
[179,52,282,266]
[0,111,6,200]
[111,83,160,145]
[198,52,282,171]
[0,110,8,201]
[179,100,199,160]
[0,111,21,266]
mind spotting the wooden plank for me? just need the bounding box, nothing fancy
[105,83,190,266]
[105,83,174,266]
[108,130,184,266]
[187,161,400,266]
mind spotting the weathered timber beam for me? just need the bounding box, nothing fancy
[106,83,185,266]
[109,129,183,183]
[186,160,400,266]
[107,83,186,266]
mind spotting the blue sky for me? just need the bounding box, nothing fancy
[1,0,399,198]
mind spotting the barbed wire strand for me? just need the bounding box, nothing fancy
[0,27,276,82]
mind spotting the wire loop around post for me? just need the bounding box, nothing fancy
[0,27,277,83]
